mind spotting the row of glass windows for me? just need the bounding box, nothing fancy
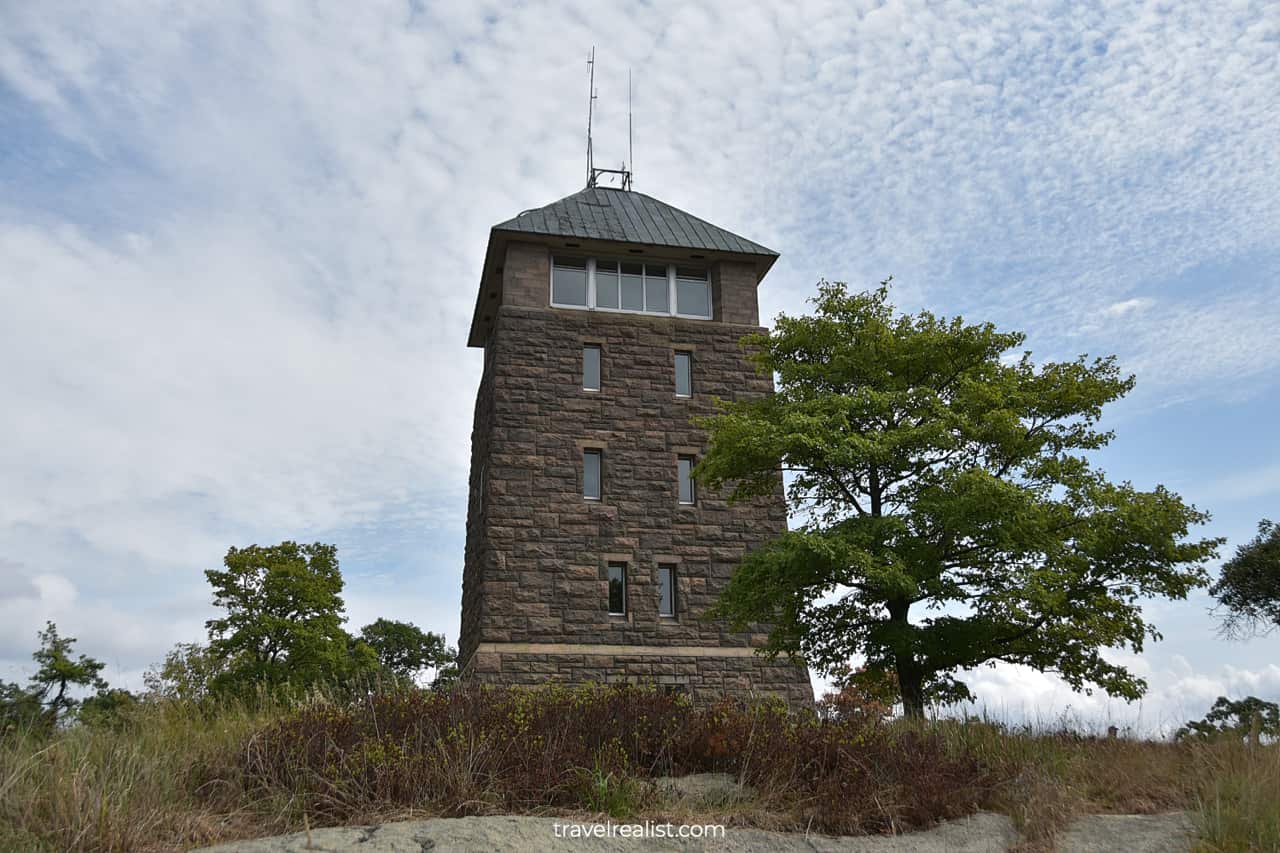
[584,449,696,505]
[553,257,713,319]
[583,344,692,397]
[608,562,677,617]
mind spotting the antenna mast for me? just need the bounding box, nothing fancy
[585,47,597,187]
[584,49,632,191]
[628,68,633,188]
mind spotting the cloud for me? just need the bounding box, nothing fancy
[956,657,1280,736]
[1103,297,1154,318]
[1197,462,1280,505]
[0,0,1278,707]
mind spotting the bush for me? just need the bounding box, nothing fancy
[245,683,993,833]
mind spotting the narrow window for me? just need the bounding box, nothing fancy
[674,351,692,397]
[678,455,696,505]
[608,562,627,615]
[552,257,588,306]
[596,261,620,309]
[658,564,676,616]
[584,449,602,500]
[620,262,645,311]
[675,267,711,318]
[644,264,670,313]
[583,344,601,391]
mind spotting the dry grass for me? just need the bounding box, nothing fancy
[1,686,1276,852]
[1188,737,1280,852]
[0,695,292,852]
[931,719,1193,850]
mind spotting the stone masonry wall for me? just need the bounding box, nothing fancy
[460,241,812,707]
[472,650,814,708]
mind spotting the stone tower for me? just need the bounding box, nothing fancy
[459,186,813,708]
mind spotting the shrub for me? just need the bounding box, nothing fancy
[245,683,993,833]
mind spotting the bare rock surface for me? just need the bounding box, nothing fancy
[653,772,753,806]
[195,806,1197,852]
[1057,812,1194,853]
[196,811,1017,852]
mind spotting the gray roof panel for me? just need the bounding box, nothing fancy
[493,187,777,257]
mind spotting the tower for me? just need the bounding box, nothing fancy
[459,186,813,708]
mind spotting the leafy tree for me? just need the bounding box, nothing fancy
[143,642,229,702]
[430,656,460,692]
[0,680,43,737]
[1177,696,1280,741]
[698,282,1221,717]
[27,621,108,727]
[79,688,138,729]
[359,618,453,684]
[1210,519,1280,639]
[204,541,375,693]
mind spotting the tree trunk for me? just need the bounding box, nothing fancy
[887,598,925,719]
[897,663,926,719]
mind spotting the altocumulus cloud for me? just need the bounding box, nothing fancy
[1,1,1278,722]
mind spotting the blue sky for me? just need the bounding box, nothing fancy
[1,1,1277,732]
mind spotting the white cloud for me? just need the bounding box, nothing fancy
[0,1,1277,703]
[955,655,1280,736]
[1103,297,1154,317]
[1196,462,1280,505]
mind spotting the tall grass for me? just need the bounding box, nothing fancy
[928,717,1193,850]
[1189,737,1280,852]
[0,694,290,852]
[2,684,1277,852]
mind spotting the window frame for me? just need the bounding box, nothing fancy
[583,448,603,501]
[550,256,590,308]
[677,455,697,506]
[583,343,601,392]
[674,350,693,398]
[607,561,627,616]
[673,268,713,320]
[657,564,677,617]
[550,255,712,321]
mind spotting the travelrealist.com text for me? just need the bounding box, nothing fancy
[552,820,726,839]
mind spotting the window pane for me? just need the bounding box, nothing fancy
[583,345,601,391]
[676,277,710,317]
[552,258,588,306]
[658,565,675,616]
[645,267,669,313]
[674,352,692,397]
[608,562,626,614]
[675,266,706,280]
[584,449,601,500]
[678,456,696,504]
[620,263,644,311]
[596,263,619,309]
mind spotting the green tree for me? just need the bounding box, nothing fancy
[1177,696,1280,741]
[204,541,375,693]
[0,680,43,736]
[358,618,454,684]
[1210,519,1280,639]
[142,642,228,702]
[430,657,460,692]
[78,688,138,730]
[697,281,1221,718]
[25,622,108,727]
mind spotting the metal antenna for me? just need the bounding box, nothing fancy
[585,47,597,187]
[627,68,633,188]
[583,50,632,191]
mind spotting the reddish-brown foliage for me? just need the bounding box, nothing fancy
[245,684,993,834]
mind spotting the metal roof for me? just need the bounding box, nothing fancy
[492,187,778,257]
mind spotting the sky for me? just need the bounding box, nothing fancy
[1,0,1278,734]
